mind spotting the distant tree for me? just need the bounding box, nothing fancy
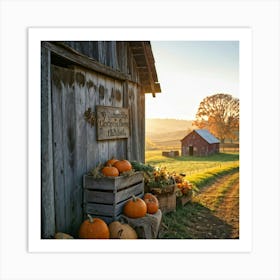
[193,93,239,143]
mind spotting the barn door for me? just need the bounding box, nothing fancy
[189,146,194,156]
[51,65,86,236]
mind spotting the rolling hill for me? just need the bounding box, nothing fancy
[145,118,196,150]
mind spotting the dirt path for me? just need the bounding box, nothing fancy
[158,171,239,239]
[190,171,239,238]
[213,177,239,238]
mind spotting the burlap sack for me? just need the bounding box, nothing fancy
[120,210,162,239]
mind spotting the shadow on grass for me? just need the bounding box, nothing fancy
[158,202,234,239]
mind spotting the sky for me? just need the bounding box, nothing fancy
[146,41,239,120]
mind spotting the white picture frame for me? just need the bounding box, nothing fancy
[1,1,279,279]
[28,26,252,253]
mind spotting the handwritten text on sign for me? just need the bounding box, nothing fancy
[96,106,129,140]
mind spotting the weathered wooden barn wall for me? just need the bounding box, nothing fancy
[41,41,160,238]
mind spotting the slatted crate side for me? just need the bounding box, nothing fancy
[85,191,144,217]
[83,171,144,191]
[82,172,145,223]
[156,192,176,213]
[83,181,143,205]
[86,203,115,216]
[83,175,116,191]
[84,189,115,204]
[85,191,144,223]
[84,182,144,215]
[115,181,144,203]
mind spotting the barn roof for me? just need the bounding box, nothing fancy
[129,41,161,97]
[195,129,220,144]
[47,41,161,97]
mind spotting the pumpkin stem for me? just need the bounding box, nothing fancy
[132,195,137,202]
[87,214,93,223]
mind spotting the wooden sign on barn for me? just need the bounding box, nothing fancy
[95,105,129,140]
[41,41,161,238]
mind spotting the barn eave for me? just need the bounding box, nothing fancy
[129,41,161,97]
[46,41,161,97]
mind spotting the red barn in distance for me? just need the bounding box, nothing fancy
[181,129,220,157]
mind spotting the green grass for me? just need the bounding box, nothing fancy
[211,172,239,209]
[145,150,239,187]
[145,150,240,239]
[159,170,240,239]
[146,150,239,163]
[159,203,208,239]
[187,163,239,190]
[193,171,239,211]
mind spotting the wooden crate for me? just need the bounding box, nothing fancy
[176,190,193,207]
[162,151,179,157]
[150,185,176,213]
[83,172,144,223]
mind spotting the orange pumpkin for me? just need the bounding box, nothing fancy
[177,183,182,189]
[123,195,147,218]
[106,158,119,167]
[113,160,132,173]
[78,215,110,239]
[144,193,159,214]
[102,166,119,177]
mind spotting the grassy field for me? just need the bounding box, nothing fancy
[145,150,239,178]
[145,150,240,239]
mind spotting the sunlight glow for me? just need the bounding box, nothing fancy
[147,41,239,120]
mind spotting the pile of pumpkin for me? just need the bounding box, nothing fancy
[55,193,159,239]
[55,158,160,239]
[89,158,135,178]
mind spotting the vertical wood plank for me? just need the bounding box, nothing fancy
[98,41,106,65]
[116,41,127,73]
[114,79,126,159]
[88,42,99,60]
[106,76,117,159]
[105,42,113,68]
[134,83,140,161]
[85,70,98,171]
[128,82,140,161]
[72,67,87,234]
[96,74,109,163]
[41,47,55,238]
[123,80,131,160]
[51,65,66,233]
[61,68,76,235]
[138,87,145,163]
[110,41,118,70]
